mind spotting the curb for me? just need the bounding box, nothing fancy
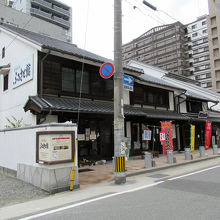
[125,155,220,178]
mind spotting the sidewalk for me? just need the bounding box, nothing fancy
[78,149,220,186]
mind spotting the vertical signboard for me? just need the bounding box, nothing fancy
[205,121,212,150]
[161,121,173,155]
[190,125,195,151]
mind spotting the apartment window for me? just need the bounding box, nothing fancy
[214,60,220,68]
[213,37,218,46]
[206,73,211,78]
[203,37,208,43]
[212,27,217,36]
[207,82,212,87]
[2,47,5,59]
[192,24,197,29]
[192,33,198,38]
[202,29,207,34]
[211,16,216,25]
[3,74,8,91]
[194,58,199,62]
[215,70,220,78]
[202,21,206,25]
[195,66,200,71]
[192,41,198,46]
[213,48,219,57]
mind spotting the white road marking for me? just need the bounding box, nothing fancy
[19,164,220,220]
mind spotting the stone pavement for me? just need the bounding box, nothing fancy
[78,148,220,187]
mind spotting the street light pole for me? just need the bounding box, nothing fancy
[114,0,126,184]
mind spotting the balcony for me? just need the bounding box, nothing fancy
[30,8,52,20]
[52,4,70,17]
[31,0,52,10]
[52,16,70,29]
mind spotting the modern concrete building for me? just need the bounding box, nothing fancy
[186,15,212,89]
[208,0,220,93]
[122,22,190,76]
[0,0,72,42]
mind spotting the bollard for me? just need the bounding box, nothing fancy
[112,157,115,172]
[185,148,191,160]
[213,144,218,155]
[199,146,205,157]
[167,150,173,164]
[144,152,152,168]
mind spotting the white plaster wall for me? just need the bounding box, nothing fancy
[0,123,77,171]
[169,92,174,110]
[123,89,130,105]
[43,115,58,124]
[0,29,38,129]
[179,98,187,113]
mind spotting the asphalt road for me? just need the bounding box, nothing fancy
[22,165,220,220]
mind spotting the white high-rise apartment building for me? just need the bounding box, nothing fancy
[186,15,212,89]
[208,0,220,93]
[0,0,72,42]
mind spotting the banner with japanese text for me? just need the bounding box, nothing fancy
[205,121,212,150]
[161,121,173,155]
[190,125,195,151]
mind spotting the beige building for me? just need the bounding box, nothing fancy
[208,0,220,93]
[122,22,190,76]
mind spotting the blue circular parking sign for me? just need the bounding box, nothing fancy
[99,62,114,79]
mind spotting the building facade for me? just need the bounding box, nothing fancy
[0,0,72,42]
[122,22,190,76]
[186,15,212,89]
[208,0,220,93]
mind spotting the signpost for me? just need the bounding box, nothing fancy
[99,62,114,79]
[123,74,134,91]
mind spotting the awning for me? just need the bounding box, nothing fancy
[142,109,190,121]
[24,96,146,116]
[24,96,189,121]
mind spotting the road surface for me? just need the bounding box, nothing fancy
[19,165,220,220]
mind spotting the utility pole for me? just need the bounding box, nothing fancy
[114,0,126,184]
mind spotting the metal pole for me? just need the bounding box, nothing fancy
[114,0,126,184]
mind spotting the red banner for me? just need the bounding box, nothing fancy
[161,121,173,155]
[205,121,212,150]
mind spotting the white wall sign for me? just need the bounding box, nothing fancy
[12,54,34,89]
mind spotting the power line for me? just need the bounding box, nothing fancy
[77,0,90,128]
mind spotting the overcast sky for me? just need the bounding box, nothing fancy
[61,0,209,59]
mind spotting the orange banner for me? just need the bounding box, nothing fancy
[161,121,173,155]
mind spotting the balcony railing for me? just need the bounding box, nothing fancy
[30,8,52,20]
[31,0,52,9]
[52,4,70,17]
[53,16,70,28]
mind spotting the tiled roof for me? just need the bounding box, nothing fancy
[138,74,184,90]
[0,24,143,74]
[24,96,189,120]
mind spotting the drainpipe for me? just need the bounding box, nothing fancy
[175,91,186,151]
[40,51,50,98]
[175,91,187,113]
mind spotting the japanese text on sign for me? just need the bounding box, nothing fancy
[12,55,33,88]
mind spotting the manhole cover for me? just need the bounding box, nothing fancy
[79,168,94,173]
[148,174,169,178]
